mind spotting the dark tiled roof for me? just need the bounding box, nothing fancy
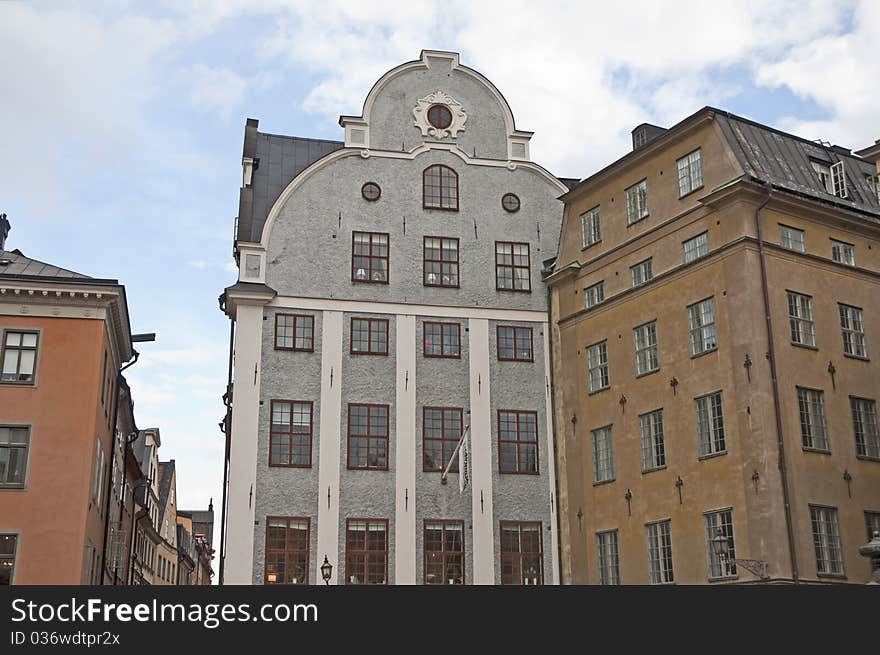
[238,123,344,242]
[157,460,175,527]
[0,249,91,279]
[558,178,581,191]
[716,111,880,220]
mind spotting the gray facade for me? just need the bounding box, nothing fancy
[225,50,566,586]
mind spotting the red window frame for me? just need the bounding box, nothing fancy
[350,317,389,356]
[269,400,313,468]
[422,165,459,211]
[424,519,465,585]
[347,403,389,470]
[422,407,463,472]
[423,236,460,288]
[423,321,461,358]
[274,314,315,352]
[345,518,388,585]
[495,241,531,292]
[264,516,310,585]
[351,231,389,284]
[497,410,539,474]
[500,521,544,585]
[497,325,534,362]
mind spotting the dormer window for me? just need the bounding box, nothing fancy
[811,160,833,194]
[423,165,459,211]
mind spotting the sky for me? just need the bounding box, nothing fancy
[1,0,876,577]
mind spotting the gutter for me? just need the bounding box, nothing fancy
[544,282,565,585]
[218,292,235,585]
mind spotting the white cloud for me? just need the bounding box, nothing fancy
[181,64,248,119]
[189,260,210,269]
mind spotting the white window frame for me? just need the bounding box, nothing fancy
[704,509,737,579]
[688,297,717,356]
[810,505,844,576]
[587,341,610,393]
[839,303,867,358]
[830,161,847,198]
[787,291,816,347]
[696,391,726,457]
[851,396,880,460]
[646,520,674,584]
[639,409,666,472]
[596,530,620,585]
[630,259,652,288]
[830,239,855,266]
[797,387,829,452]
[625,179,648,225]
[779,225,806,252]
[811,160,833,194]
[584,281,604,309]
[591,426,614,483]
[683,232,708,263]
[677,149,703,197]
[634,321,659,376]
[580,206,601,249]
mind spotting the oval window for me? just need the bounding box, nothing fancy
[502,193,521,213]
[427,104,453,130]
[361,182,381,201]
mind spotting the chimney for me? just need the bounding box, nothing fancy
[0,214,9,250]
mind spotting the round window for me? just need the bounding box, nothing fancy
[427,104,453,130]
[502,193,521,213]
[361,182,381,201]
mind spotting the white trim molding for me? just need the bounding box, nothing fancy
[394,315,417,584]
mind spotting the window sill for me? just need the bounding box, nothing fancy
[0,485,26,490]
[636,368,660,379]
[790,342,819,351]
[268,463,313,469]
[802,447,831,455]
[498,357,535,363]
[347,466,390,472]
[424,283,461,290]
[499,470,541,476]
[274,347,315,353]
[678,184,704,200]
[698,450,727,462]
[592,478,615,487]
[816,572,847,580]
[424,354,462,360]
[708,574,738,583]
[843,353,870,362]
[641,465,667,475]
[588,386,610,396]
[423,206,459,212]
[496,288,533,294]
[350,351,389,357]
[856,455,880,463]
[351,278,389,285]
[691,347,718,360]
[0,380,36,387]
[626,214,649,227]
[580,240,602,252]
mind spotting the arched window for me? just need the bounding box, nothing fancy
[423,165,459,211]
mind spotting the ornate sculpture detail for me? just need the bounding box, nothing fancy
[412,90,467,139]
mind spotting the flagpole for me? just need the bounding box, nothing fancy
[440,424,470,485]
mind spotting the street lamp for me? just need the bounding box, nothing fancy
[858,530,880,584]
[320,555,333,585]
[711,528,769,581]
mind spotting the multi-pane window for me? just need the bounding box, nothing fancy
[345,519,388,585]
[839,304,867,358]
[683,232,709,263]
[269,400,312,467]
[423,237,459,287]
[851,397,880,460]
[423,321,460,358]
[677,149,702,197]
[0,426,29,488]
[584,281,604,309]
[634,321,659,376]
[495,242,530,292]
[696,391,726,457]
[830,239,855,266]
[630,258,652,287]
[498,410,539,474]
[0,534,16,585]
[646,520,674,584]
[497,325,533,362]
[587,341,609,393]
[596,530,620,585]
[866,173,880,203]
[866,512,880,541]
[812,161,833,194]
[274,314,314,351]
[423,407,462,473]
[787,291,816,347]
[500,521,543,585]
[1,331,38,383]
[688,297,717,355]
[264,517,309,585]
[625,179,649,224]
[831,161,848,198]
[704,509,737,579]
[423,165,459,210]
[351,317,388,355]
[591,426,614,483]
[580,206,601,248]
[779,225,805,252]
[639,409,666,472]
[424,520,464,585]
[347,404,389,470]
[810,506,844,576]
[798,387,829,452]
[91,440,105,512]
[351,231,389,283]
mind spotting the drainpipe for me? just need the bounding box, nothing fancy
[754,182,799,583]
[219,293,235,585]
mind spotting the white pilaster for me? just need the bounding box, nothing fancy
[225,303,264,584]
[468,318,495,584]
[316,311,344,585]
[394,315,417,584]
[543,325,559,585]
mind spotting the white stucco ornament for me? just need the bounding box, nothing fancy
[412,91,467,139]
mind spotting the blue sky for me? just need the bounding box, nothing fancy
[1,0,876,565]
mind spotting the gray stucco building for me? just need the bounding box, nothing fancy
[222,50,568,585]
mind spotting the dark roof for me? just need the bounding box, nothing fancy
[557,177,581,191]
[237,119,344,243]
[0,249,92,279]
[157,460,175,526]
